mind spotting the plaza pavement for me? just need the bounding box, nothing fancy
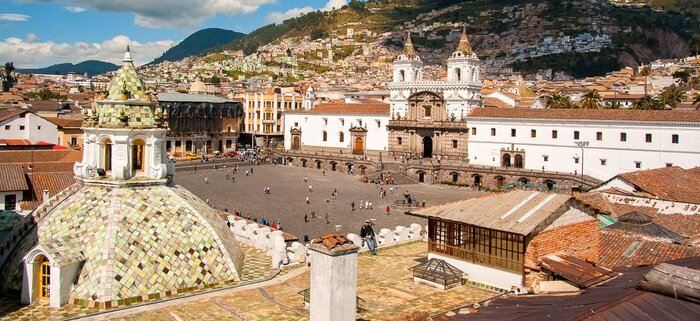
[174,163,487,240]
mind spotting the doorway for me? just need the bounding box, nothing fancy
[496,176,505,189]
[353,137,364,155]
[423,136,433,158]
[418,172,425,183]
[103,139,112,171]
[514,154,524,168]
[452,172,459,183]
[473,175,482,189]
[502,154,511,167]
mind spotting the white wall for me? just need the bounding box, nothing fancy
[0,191,23,211]
[283,112,389,152]
[467,118,700,181]
[428,252,523,290]
[0,113,58,144]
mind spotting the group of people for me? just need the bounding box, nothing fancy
[350,199,373,211]
[233,210,282,230]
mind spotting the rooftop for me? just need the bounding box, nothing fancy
[408,191,575,235]
[615,166,700,204]
[598,229,700,270]
[467,108,700,123]
[285,102,390,115]
[157,92,231,103]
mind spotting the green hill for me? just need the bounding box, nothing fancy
[17,60,118,76]
[222,0,700,78]
[150,28,245,64]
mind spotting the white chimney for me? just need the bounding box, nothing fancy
[42,190,50,203]
[309,235,359,321]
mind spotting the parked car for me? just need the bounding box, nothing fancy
[184,153,201,160]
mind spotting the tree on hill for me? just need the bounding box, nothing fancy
[660,85,686,109]
[2,62,15,92]
[689,34,700,57]
[580,90,603,109]
[632,96,664,110]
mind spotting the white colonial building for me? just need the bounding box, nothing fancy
[466,108,700,181]
[283,102,390,156]
[0,109,58,146]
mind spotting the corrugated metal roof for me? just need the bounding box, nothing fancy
[541,254,618,288]
[408,191,572,235]
[0,164,28,192]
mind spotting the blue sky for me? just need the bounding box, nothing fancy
[0,0,347,67]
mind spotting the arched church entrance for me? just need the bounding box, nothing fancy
[353,137,364,155]
[423,136,433,158]
[502,154,511,167]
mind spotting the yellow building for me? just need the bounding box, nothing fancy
[44,117,84,149]
[236,88,305,147]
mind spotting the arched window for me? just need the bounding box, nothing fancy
[132,139,145,172]
[37,255,50,300]
[400,70,405,82]
[322,131,327,142]
[339,131,344,143]
[455,68,461,81]
[103,138,113,171]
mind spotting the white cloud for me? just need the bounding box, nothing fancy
[0,35,175,68]
[29,0,275,28]
[266,0,348,25]
[65,6,87,13]
[265,7,314,24]
[0,13,31,21]
[25,33,39,43]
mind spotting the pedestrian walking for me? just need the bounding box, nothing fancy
[311,209,316,218]
[322,170,326,176]
[206,198,210,204]
[304,212,308,223]
[232,176,235,183]
[250,168,254,174]
[360,220,377,255]
[306,196,310,204]
[304,176,308,182]
[351,200,355,211]
[359,200,364,209]
[325,213,330,224]
[309,184,313,192]
[204,177,209,184]
[367,200,372,210]
[386,205,391,215]
[245,170,249,176]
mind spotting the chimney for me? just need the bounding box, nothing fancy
[42,190,50,204]
[309,234,360,321]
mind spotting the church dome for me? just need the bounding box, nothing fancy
[0,182,244,306]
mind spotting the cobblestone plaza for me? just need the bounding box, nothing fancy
[174,163,486,240]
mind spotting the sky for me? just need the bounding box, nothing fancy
[0,0,349,67]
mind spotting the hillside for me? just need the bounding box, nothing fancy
[17,60,118,76]
[150,28,245,65]
[223,0,700,78]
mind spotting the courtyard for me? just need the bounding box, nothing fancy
[174,162,487,240]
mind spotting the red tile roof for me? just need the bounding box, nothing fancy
[0,109,28,123]
[0,150,82,163]
[615,166,700,204]
[0,139,32,146]
[286,103,389,115]
[26,171,76,203]
[0,164,29,192]
[45,117,83,128]
[598,229,700,270]
[468,108,700,122]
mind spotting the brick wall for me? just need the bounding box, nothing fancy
[525,219,600,266]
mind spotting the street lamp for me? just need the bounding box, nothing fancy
[575,141,589,180]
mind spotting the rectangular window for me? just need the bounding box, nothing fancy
[601,159,607,166]
[397,137,402,145]
[452,140,458,148]
[666,163,673,167]
[543,155,549,162]
[19,125,25,130]
[635,161,642,169]
[491,128,496,136]
[471,127,477,135]
[620,132,627,142]
[37,126,41,130]
[531,129,536,138]
[511,129,516,137]
[574,131,580,140]
[552,130,558,139]
[646,133,652,143]
[70,137,78,146]
[4,125,9,130]
[574,157,580,164]
[672,134,679,144]
[596,132,603,141]
[294,122,298,127]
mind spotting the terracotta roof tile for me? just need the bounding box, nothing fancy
[483,97,513,109]
[0,150,82,164]
[0,109,28,123]
[26,171,75,203]
[286,103,389,115]
[598,229,700,270]
[0,164,29,192]
[468,108,700,123]
[44,117,83,128]
[616,167,700,204]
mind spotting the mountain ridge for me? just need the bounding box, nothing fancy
[16,60,119,77]
[150,28,245,65]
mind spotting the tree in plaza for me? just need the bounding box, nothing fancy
[580,89,603,109]
[2,62,15,92]
[660,85,686,109]
[545,91,576,109]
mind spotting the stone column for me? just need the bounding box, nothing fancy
[309,235,360,321]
